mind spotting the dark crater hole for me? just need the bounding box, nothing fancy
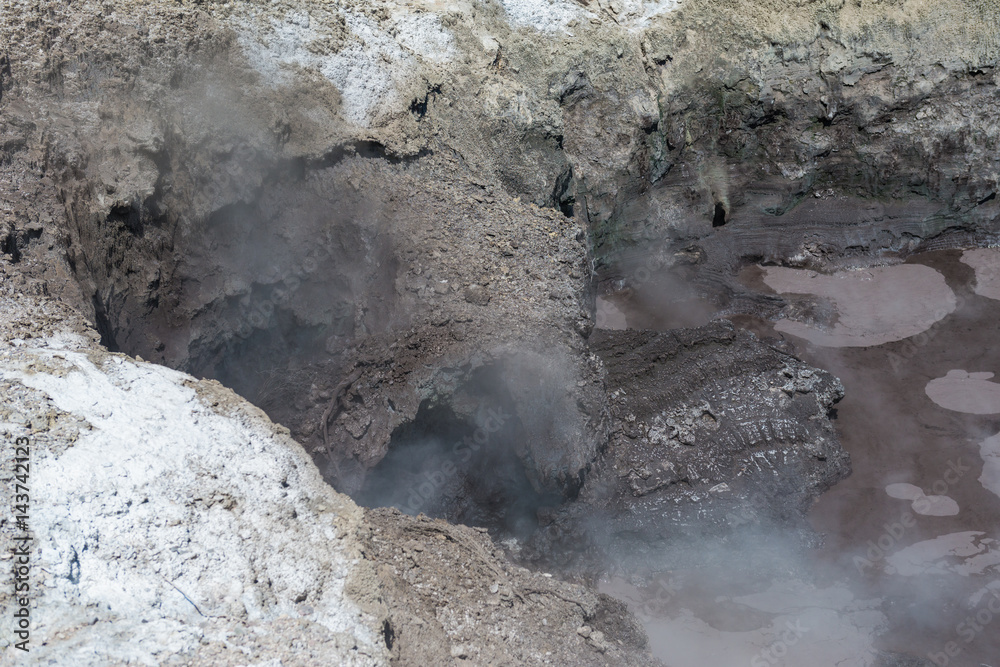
[357,387,560,540]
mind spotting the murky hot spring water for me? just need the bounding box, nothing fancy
[597,248,1000,666]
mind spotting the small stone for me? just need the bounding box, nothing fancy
[464,285,490,306]
[589,629,608,651]
[577,625,591,638]
[450,644,469,658]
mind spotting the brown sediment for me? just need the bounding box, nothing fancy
[788,251,1000,663]
[600,249,1000,665]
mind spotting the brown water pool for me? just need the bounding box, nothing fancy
[600,248,1000,666]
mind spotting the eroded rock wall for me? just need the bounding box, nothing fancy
[0,0,606,503]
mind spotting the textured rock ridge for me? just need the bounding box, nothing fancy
[524,321,848,573]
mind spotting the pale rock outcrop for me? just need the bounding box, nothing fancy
[0,287,387,665]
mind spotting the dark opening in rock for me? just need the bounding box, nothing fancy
[381,619,395,650]
[357,383,560,539]
[712,202,728,227]
[1,227,21,263]
[91,294,120,351]
[559,195,575,218]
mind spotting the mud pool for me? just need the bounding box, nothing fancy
[598,248,1000,666]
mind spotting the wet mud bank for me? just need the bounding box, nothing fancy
[521,322,848,575]
[597,248,1000,665]
[793,250,1000,665]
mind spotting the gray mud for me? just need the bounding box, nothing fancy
[599,249,1000,666]
[798,251,1000,665]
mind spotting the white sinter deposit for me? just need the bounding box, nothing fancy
[980,432,1000,502]
[961,247,1000,301]
[238,7,453,127]
[925,370,1000,415]
[0,294,387,666]
[499,0,595,33]
[499,0,681,34]
[886,532,1000,577]
[762,264,957,347]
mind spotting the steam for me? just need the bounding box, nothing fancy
[68,39,409,486]
[59,13,1000,664]
[597,224,716,331]
[587,247,1000,665]
[356,352,589,540]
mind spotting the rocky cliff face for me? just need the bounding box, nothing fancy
[0,0,997,663]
